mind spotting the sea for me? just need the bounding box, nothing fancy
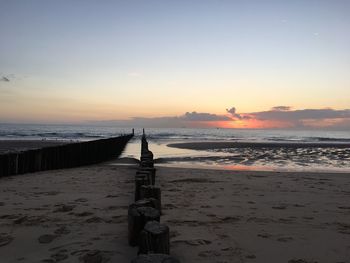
[1,123,350,173]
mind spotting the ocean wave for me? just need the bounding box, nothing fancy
[310,137,350,142]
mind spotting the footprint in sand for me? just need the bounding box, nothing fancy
[0,214,18,220]
[338,206,350,210]
[277,236,294,242]
[245,254,256,259]
[105,194,119,198]
[54,226,71,235]
[170,230,180,238]
[164,204,177,209]
[74,211,94,217]
[110,215,125,223]
[216,216,241,223]
[74,198,88,203]
[198,250,221,257]
[51,250,68,261]
[85,216,104,223]
[0,233,13,247]
[257,233,272,239]
[221,247,233,251]
[13,215,28,224]
[272,205,287,210]
[303,216,314,220]
[38,234,57,244]
[34,191,61,196]
[215,234,229,241]
[80,250,106,263]
[70,249,90,256]
[53,204,75,213]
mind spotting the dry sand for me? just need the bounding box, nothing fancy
[0,163,350,263]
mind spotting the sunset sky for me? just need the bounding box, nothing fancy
[0,0,349,129]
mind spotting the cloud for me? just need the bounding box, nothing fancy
[226,107,239,117]
[226,107,250,120]
[87,107,350,130]
[1,76,10,82]
[271,106,291,111]
[251,108,350,121]
[87,111,231,128]
[181,111,231,121]
[230,107,350,129]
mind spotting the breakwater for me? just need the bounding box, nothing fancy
[0,134,133,177]
[128,130,179,262]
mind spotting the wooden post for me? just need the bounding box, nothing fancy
[136,170,153,185]
[140,185,161,213]
[135,174,150,201]
[34,150,42,172]
[138,167,156,185]
[0,154,6,177]
[8,153,18,175]
[139,221,170,255]
[140,160,154,168]
[141,150,153,162]
[131,254,179,263]
[128,206,160,246]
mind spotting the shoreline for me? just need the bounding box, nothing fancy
[168,141,350,150]
[165,141,350,173]
[2,139,350,173]
[153,162,350,174]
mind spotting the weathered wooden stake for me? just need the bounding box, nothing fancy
[135,174,150,201]
[136,170,153,185]
[141,150,153,162]
[128,206,160,246]
[139,221,170,255]
[140,185,161,213]
[140,160,154,168]
[138,167,156,185]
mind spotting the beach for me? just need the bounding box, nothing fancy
[1,161,349,262]
[2,1,350,261]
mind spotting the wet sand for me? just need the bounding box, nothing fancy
[0,163,349,262]
[166,141,350,172]
[168,141,350,150]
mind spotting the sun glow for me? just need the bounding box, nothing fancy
[205,119,298,129]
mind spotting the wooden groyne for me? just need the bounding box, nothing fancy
[0,134,133,177]
[128,129,179,262]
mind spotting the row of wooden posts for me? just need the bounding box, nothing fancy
[0,134,133,177]
[129,130,179,263]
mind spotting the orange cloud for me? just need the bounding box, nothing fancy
[85,106,350,130]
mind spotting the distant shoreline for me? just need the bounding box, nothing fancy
[167,141,350,150]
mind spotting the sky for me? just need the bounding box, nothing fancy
[0,0,349,129]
